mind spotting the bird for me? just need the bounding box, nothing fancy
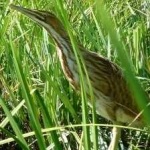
[10,4,148,150]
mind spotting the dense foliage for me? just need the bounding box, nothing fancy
[0,0,150,149]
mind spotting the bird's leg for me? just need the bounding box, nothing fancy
[108,123,121,150]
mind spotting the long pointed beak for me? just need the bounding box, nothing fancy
[10,4,45,23]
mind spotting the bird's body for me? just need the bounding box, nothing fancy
[56,31,141,126]
[10,4,147,149]
[54,32,141,126]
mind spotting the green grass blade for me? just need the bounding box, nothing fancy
[0,97,29,150]
[10,40,46,149]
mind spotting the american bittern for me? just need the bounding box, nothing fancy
[10,4,148,150]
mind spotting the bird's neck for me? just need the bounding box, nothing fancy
[52,34,79,89]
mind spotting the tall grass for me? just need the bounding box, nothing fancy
[0,0,150,150]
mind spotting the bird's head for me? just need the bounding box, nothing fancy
[10,4,68,39]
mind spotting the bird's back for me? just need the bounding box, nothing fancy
[80,49,145,126]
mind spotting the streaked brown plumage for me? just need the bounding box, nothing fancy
[10,4,148,149]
